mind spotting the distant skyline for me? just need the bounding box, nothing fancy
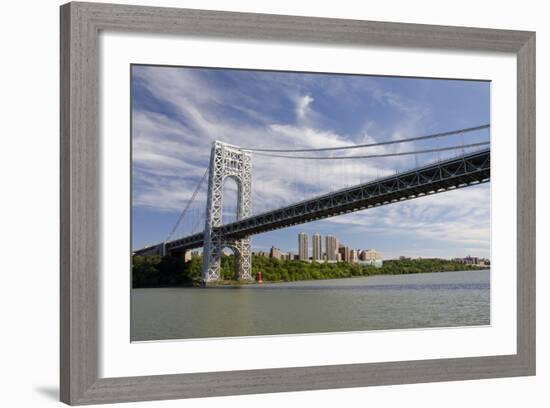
[256,231,487,261]
[131,65,490,259]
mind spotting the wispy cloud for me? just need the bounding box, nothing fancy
[295,94,314,120]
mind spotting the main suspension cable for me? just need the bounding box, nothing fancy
[252,141,490,160]
[164,166,209,243]
[242,124,489,153]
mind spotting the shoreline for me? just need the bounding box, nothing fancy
[132,266,490,289]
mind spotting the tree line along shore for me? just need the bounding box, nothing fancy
[132,254,488,288]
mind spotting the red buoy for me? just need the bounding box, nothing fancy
[257,271,263,284]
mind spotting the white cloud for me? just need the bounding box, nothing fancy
[295,94,314,120]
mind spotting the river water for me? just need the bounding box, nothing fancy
[131,270,490,341]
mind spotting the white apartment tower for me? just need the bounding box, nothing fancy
[325,235,339,261]
[298,232,309,260]
[312,233,322,261]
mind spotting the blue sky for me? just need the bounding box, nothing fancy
[131,65,490,259]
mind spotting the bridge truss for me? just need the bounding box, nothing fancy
[139,147,490,267]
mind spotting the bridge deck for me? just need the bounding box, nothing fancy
[136,149,490,255]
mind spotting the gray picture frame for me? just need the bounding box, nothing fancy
[60,2,536,405]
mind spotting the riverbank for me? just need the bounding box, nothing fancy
[200,263,489,287]
[132,254,488,288]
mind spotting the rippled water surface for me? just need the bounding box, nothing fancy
[131,270,490,341]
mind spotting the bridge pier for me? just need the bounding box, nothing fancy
[170,249,191,262]
[233,237,252,280]
[202,237,252,283]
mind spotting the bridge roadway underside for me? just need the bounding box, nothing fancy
[148,149,490,256]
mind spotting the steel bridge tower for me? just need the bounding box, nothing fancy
[202,141,252,283]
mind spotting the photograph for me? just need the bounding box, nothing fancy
[130,65,491,341]
[1,0,542,406]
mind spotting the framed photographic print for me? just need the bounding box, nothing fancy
[60,1,535,405]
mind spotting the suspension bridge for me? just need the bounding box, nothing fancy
[133,125,490,285]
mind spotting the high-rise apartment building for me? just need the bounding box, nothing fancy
[298,232,309,260]
[338,245,351,263]
[350,249,359,263]
[325,235,339,261]
[360,249,381,261]
[269,246,282,260]
[312,233,322,261]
